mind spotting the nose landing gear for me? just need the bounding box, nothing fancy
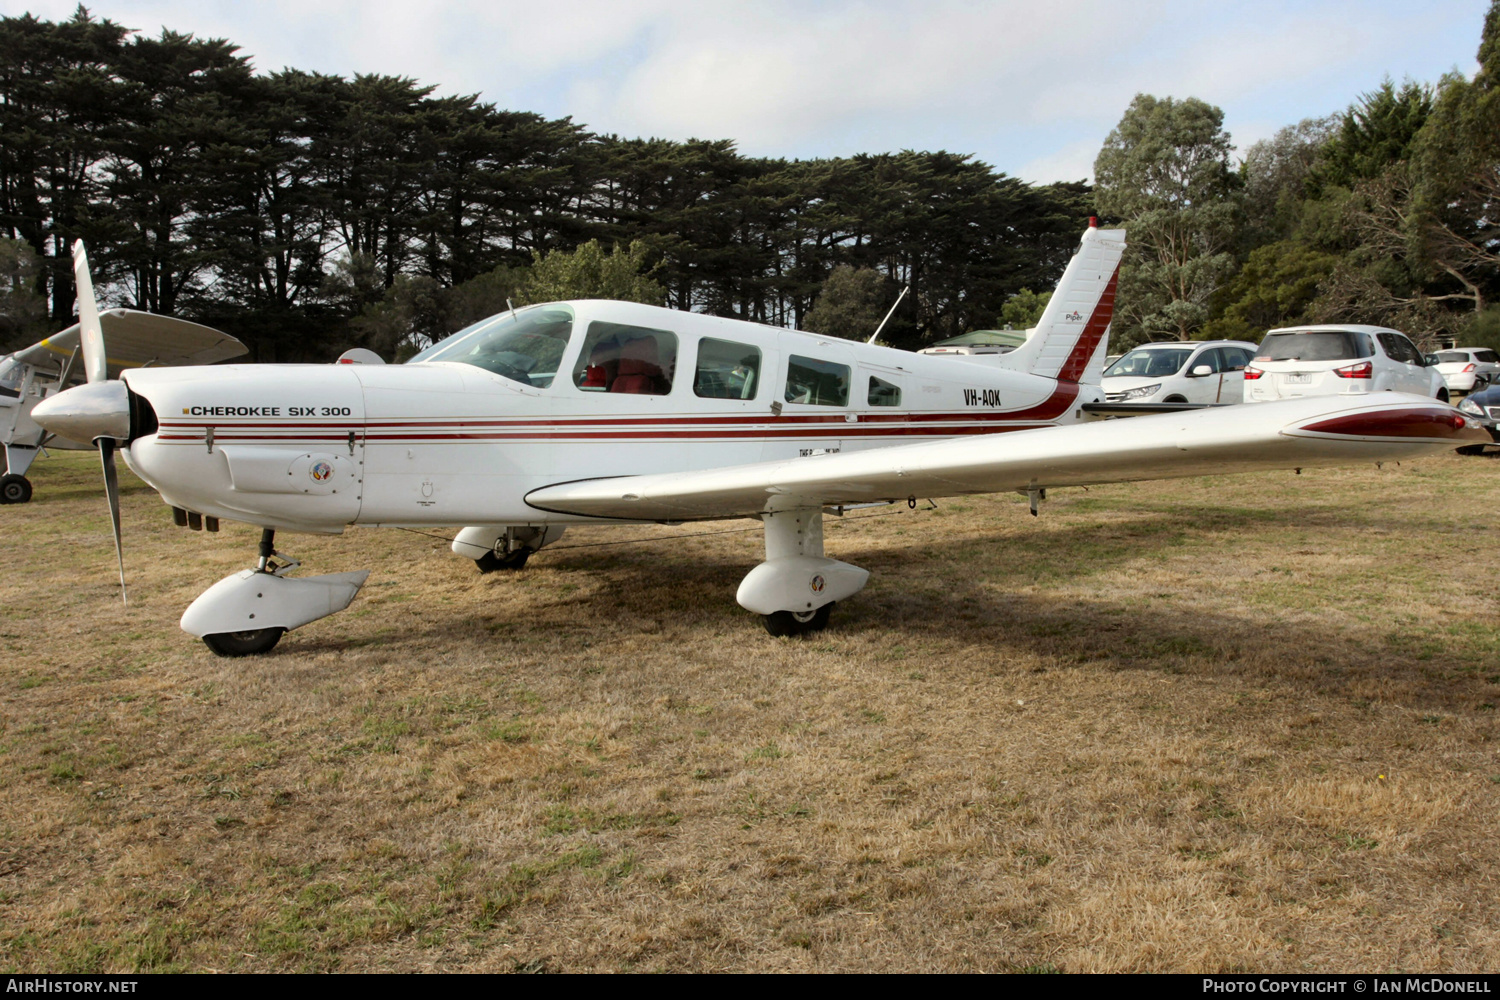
[180,528,370,657]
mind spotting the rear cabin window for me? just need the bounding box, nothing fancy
[694,338,761,400]
[575,322,678,395]
[785,356,849,406]
[868,375,901,406]
[1257,331,1368,363]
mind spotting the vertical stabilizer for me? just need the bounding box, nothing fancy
[993,224,1125,384]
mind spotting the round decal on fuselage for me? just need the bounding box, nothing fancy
[810,574,825,594]
[309,460,333,483]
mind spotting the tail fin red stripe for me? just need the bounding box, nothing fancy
[1054,264,1119,384]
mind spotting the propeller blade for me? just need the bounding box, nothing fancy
[99,438,127,606]
[72,241,107,385]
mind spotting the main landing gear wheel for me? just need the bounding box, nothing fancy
[0,473,32,504]
[762,602,834,637]
[476,548,531,573]
[202,627,286,657]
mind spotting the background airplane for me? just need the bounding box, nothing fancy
[0,310,246,503]
[29,228,1487,655]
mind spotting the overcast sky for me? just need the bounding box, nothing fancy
[4,1,1490,183]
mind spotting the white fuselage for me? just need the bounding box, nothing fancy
[121,300,1100,532]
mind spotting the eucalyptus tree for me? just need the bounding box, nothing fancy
[1094,94,1240,346]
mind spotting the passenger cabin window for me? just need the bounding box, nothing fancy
[407,305,574,387]
[785,355,849,406]
[868,375,901,406]
[694,338,761,400]
[575,322,678,395]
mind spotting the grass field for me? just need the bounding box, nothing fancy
[1,448,1498,973]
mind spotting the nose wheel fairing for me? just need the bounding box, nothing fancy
[180,566,370,652]
[180,529,369,656]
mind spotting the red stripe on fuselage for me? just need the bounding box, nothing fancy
[153,384,1083,439]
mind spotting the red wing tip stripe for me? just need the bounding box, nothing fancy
[1297,407,1489,441]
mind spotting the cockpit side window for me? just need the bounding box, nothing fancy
[694,338,760,400]
[785,355,849,406]
[575,322,678,395]
[407,305,574,387]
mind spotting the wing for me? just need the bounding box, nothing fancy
[526,394,1485,521]
[12,309,247,375]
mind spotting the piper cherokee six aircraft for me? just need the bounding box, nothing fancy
[31,225,1487,656]
[1,309,245,503]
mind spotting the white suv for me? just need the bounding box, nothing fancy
[1102,340,1260,405]
[1433,348,1500,394]
[1243,325,1447,403]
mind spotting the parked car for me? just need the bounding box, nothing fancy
[1456,381,1500,448]
[1242,325,1448,403]
[1102,340,1259,404]
[1433,347,1500,394]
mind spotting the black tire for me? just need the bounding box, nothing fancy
[1456,443,1489,456]
[476,548,531,573]
[762,602,834,637]
[1162,395,1187,403]
[1437,388,1450,403]
[202,627,286,657]
[0,474,32,504]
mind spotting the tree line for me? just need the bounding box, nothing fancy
[7,6,1500,362]
[0,9,1089,360]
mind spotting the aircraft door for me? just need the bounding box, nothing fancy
[768,344,855,462]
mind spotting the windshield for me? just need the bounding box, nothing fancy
[407,305,575,387]
[1104,347,1194,378]
[0,356,21,397]
[1256,331,1368,363]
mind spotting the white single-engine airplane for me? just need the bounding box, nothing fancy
[32,225,1487,656]
[1,309,245,503]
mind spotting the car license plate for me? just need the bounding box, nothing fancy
[1284,373,1311,384]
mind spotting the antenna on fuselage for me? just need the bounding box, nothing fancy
[867,285,909,345]
[506,298,518,321]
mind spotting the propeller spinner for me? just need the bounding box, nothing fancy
[30,242,131,603]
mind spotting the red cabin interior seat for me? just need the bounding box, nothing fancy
[582,339,619,389]
[611,337,665,394]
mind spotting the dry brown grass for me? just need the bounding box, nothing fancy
[1,449,1497,972]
